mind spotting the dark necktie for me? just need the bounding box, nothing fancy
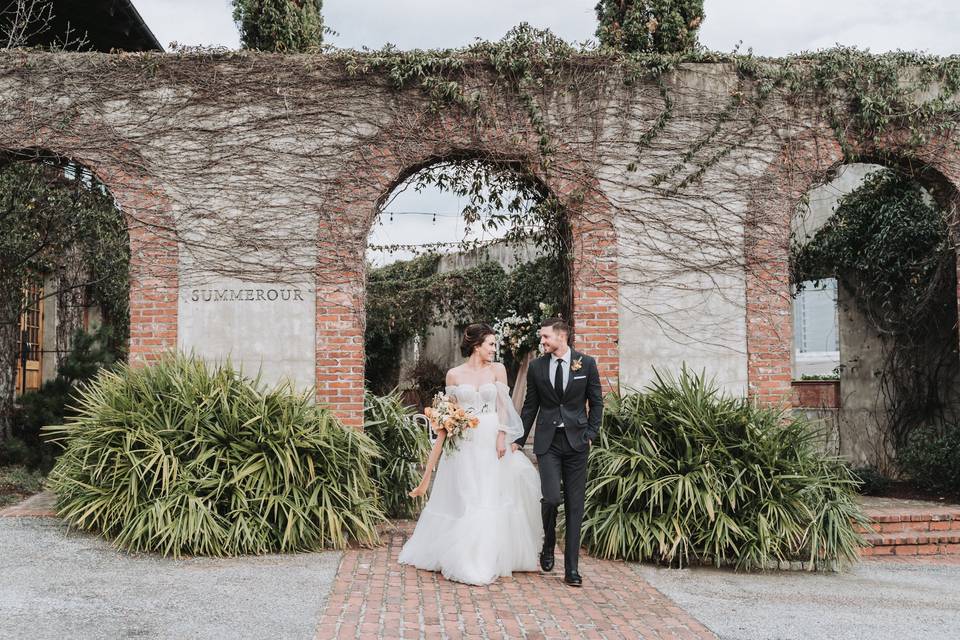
[554,358,564,399]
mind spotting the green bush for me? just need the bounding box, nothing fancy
[0,438,34,468]
[582,368,868,570]
[44,354,384,557]
[364,389,431,519]
[595,0,704,54]
[850,465,892,496]
[0,464,46,508]
[898,424,960,495]
[408,358,446,411]
[9,326,118,471]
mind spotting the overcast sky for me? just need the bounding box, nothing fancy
[133,0,960,56]
[130,0,960,264]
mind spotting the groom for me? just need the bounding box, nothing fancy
[513,317,602,587]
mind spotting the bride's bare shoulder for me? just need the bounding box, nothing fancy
[445,365,464,386]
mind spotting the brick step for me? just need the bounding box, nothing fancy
[855,498,960,557]
[865,531,960,546]
[860,531,960,557]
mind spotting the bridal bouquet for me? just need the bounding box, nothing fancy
[409,393,479,498]
[424,391,479,450]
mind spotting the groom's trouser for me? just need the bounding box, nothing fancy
[537,429,588,574]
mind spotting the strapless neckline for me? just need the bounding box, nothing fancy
[448,382,499,392]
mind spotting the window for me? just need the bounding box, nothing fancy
[16,279,44,394]
[793,278,840,377]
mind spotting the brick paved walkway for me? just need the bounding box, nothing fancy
[0,490,55,517]
[315,521,715,640]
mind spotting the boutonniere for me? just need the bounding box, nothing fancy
[571,357,583,372]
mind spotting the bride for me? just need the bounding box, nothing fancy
[398,323,543,585]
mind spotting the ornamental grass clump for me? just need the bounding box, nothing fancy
[363,389,431,518]
[44,354,384,557]
[583,368,869,570]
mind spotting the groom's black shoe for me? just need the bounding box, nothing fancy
[539,548,555,572]
[564,571,583,587]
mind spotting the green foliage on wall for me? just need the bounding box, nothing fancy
[792,169,952,329]
[334,28,959,186]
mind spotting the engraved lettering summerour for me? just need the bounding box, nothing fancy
[187,288,309,302]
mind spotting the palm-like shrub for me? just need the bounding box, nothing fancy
[364,389,431,518]
[583,368,868,570]
[44,354,384,557]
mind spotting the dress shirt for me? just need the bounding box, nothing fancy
[550,348,571,393]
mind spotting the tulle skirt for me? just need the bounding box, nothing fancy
[398,412,543,585]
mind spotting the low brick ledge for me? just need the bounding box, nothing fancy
[857,497,960,556]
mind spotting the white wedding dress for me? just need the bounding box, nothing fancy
[398,382,543,585]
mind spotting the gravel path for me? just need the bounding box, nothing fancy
[0,517,340,640]
[634,558,960,640]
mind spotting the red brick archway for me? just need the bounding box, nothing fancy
[745,130,960,406]
[315,117,619,427]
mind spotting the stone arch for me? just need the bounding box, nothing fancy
[315,122,619,427]
[745,129,960,407]
[0,143,179,365]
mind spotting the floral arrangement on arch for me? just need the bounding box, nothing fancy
[493,303,556,370]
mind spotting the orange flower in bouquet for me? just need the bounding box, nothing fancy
[424,392,480,450]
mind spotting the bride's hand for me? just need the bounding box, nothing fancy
[408,484,427,498]
[496,432,507,459]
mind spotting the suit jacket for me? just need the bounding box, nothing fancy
[515,349,603,455]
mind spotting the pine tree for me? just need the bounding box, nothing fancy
[232,0,325,52]
[595,0,704,54]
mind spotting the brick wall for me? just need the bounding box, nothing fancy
[95,165,178,365]
[3,54,957,431]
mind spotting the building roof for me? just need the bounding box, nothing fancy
[7,0,163,52]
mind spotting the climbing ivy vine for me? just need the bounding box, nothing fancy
[791,168,959,449]
[334,28,960,195]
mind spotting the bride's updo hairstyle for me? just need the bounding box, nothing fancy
[460,323,495,358]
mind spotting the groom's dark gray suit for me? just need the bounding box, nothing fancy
[515,348,602,578]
